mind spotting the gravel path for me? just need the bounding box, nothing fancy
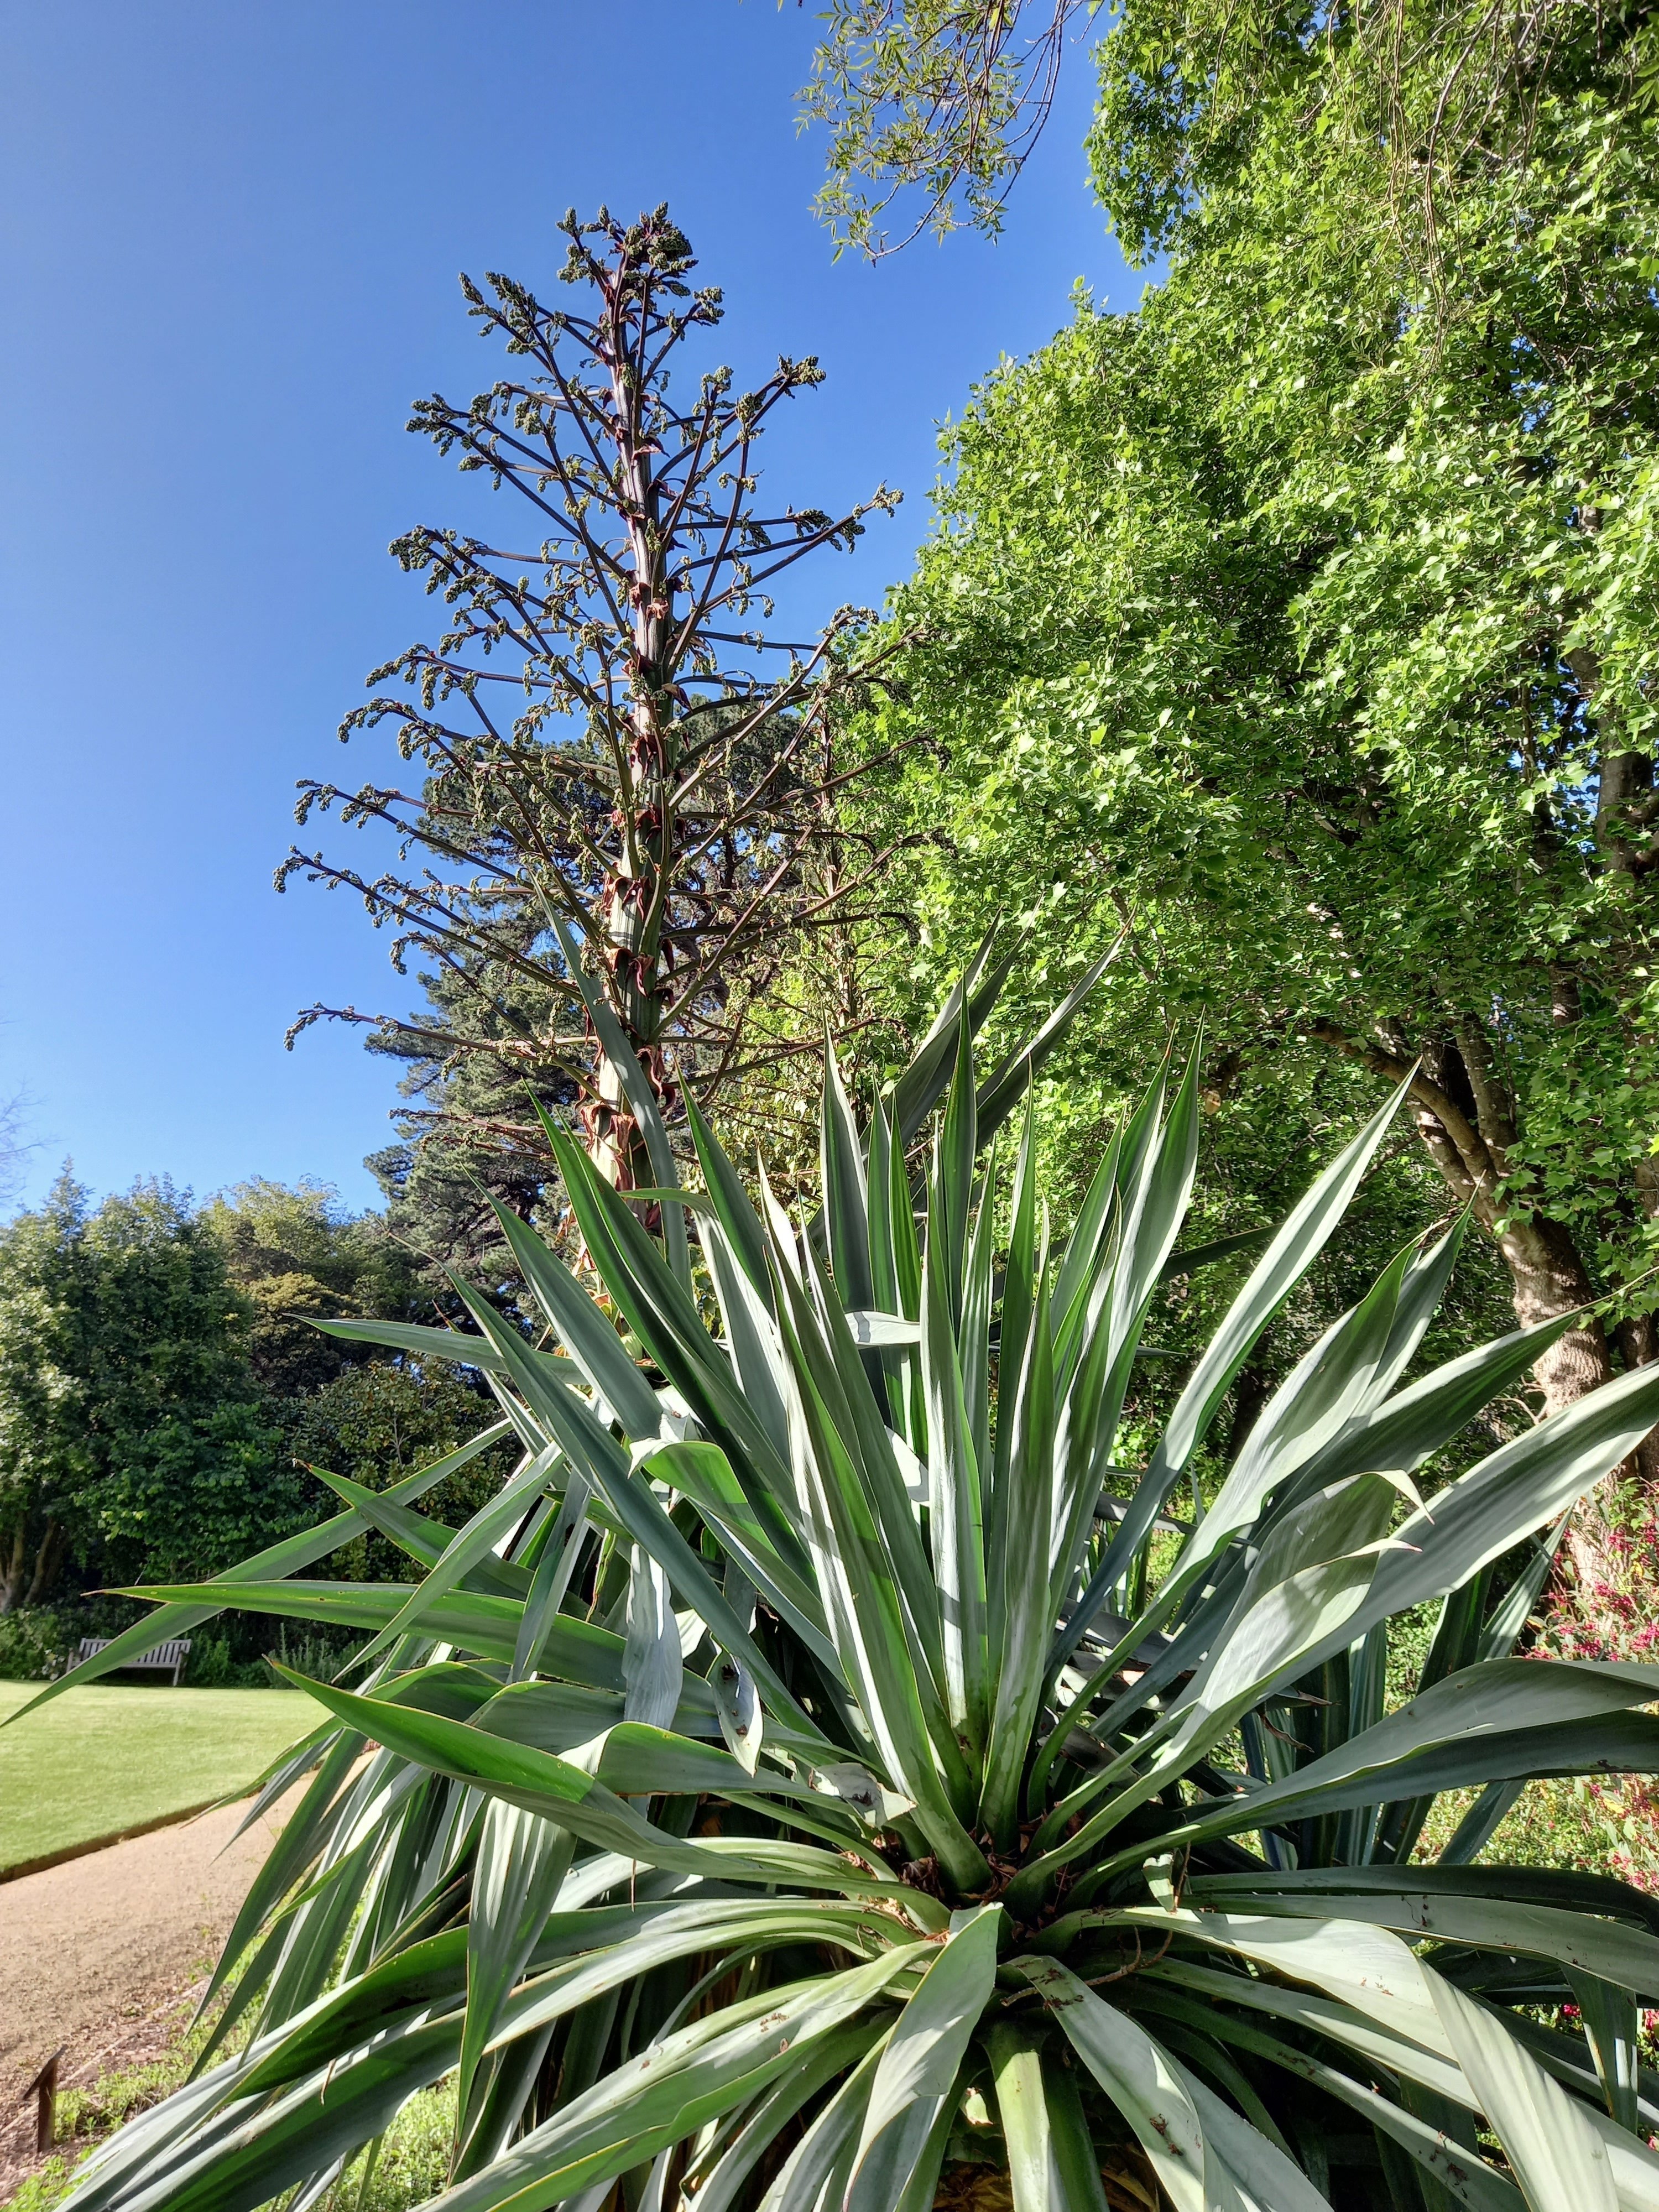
[0,1794,289,2193]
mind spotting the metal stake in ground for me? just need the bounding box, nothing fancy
[19,2046,65,2153]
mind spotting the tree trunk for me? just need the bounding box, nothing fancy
[1311,1016,1627,1589]
[23,1518,65,1609]
[0,1521,28,1615]
[1615,1314,1659,1483]
[1494,1212,1623,1591]
[1495,1211,1609,1410]
[1567,642,1659,881]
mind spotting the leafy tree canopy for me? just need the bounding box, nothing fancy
[795,0,1657,263]
[0,1172,509,1640]
[0,1172,288,1610]
[799,0,1091,254]
[201,1175,429,1396]
[846,0,1659,1587]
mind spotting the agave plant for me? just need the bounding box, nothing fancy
[31,942,1659,2212]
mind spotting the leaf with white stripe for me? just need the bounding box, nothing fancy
[1431,1970,1616,2212]
[844,1905,1001,2212]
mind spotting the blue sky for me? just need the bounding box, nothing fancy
[0,1,1135,1213]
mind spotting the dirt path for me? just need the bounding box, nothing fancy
[0,1794,288,2194]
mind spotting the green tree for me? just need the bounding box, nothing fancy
[201,1176,429,1396]
[284,1361,515,1585]
[0,1190,82,1611]
[799,0,1091,254]
[847,0,1659,1583]
[201,1178,513,1583]
[358,967,564,1288]
[794,0,1647,264]
[62,1177,293,1588]
[0,1170,514,1644]
[0,1173,292,1609]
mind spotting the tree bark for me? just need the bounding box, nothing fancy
[1495,1212,1624,1593]
[1567,643,1659,880]
[0,1522,27,1615]
[23,1517,65,1609]
[1495,1212,1609,1407]
[1310,1016,1624,1586]
[583,249,677,1194]
[1615,1314,1659,1482]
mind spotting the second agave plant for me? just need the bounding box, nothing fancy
[39,946,1659,2212]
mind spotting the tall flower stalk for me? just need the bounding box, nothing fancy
[283,208,907,1198]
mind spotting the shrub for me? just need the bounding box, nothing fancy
[38,957,1659,2211]
[0,1604,69,1681]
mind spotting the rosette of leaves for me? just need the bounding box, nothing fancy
[33,942,1659,2212]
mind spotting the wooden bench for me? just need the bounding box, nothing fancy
[62,1636,192,1686]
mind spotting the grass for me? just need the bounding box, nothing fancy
[8,2052,455,2212]
[322,2088,456,2210]
[6,2008,210,2212]
[0,1683,315,1877]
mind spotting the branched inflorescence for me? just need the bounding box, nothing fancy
[280,208,918,1200]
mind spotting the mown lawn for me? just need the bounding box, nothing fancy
[0,1683,314,1877]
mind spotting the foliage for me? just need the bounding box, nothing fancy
[285,1362,518,1587]
[198,1180,519,1663]
[0,1173,290,1613]
[798,1,1092,255]
[1,1985,453,2212]
[328,2088,457,2212]
[0,1594,187,1683]
[0,1195,82,1611]
[10,2072,456,2212]
[0,1603,71,1681]
[1087,0,1659,278]
[0,1168,501,1648]
[201,1178,429,1397]
[4,2029,208,2212]
[37,958,1659,2212]
[283,208,914,1267]
[794,0,1659,269]
[844,8,1659,1598]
